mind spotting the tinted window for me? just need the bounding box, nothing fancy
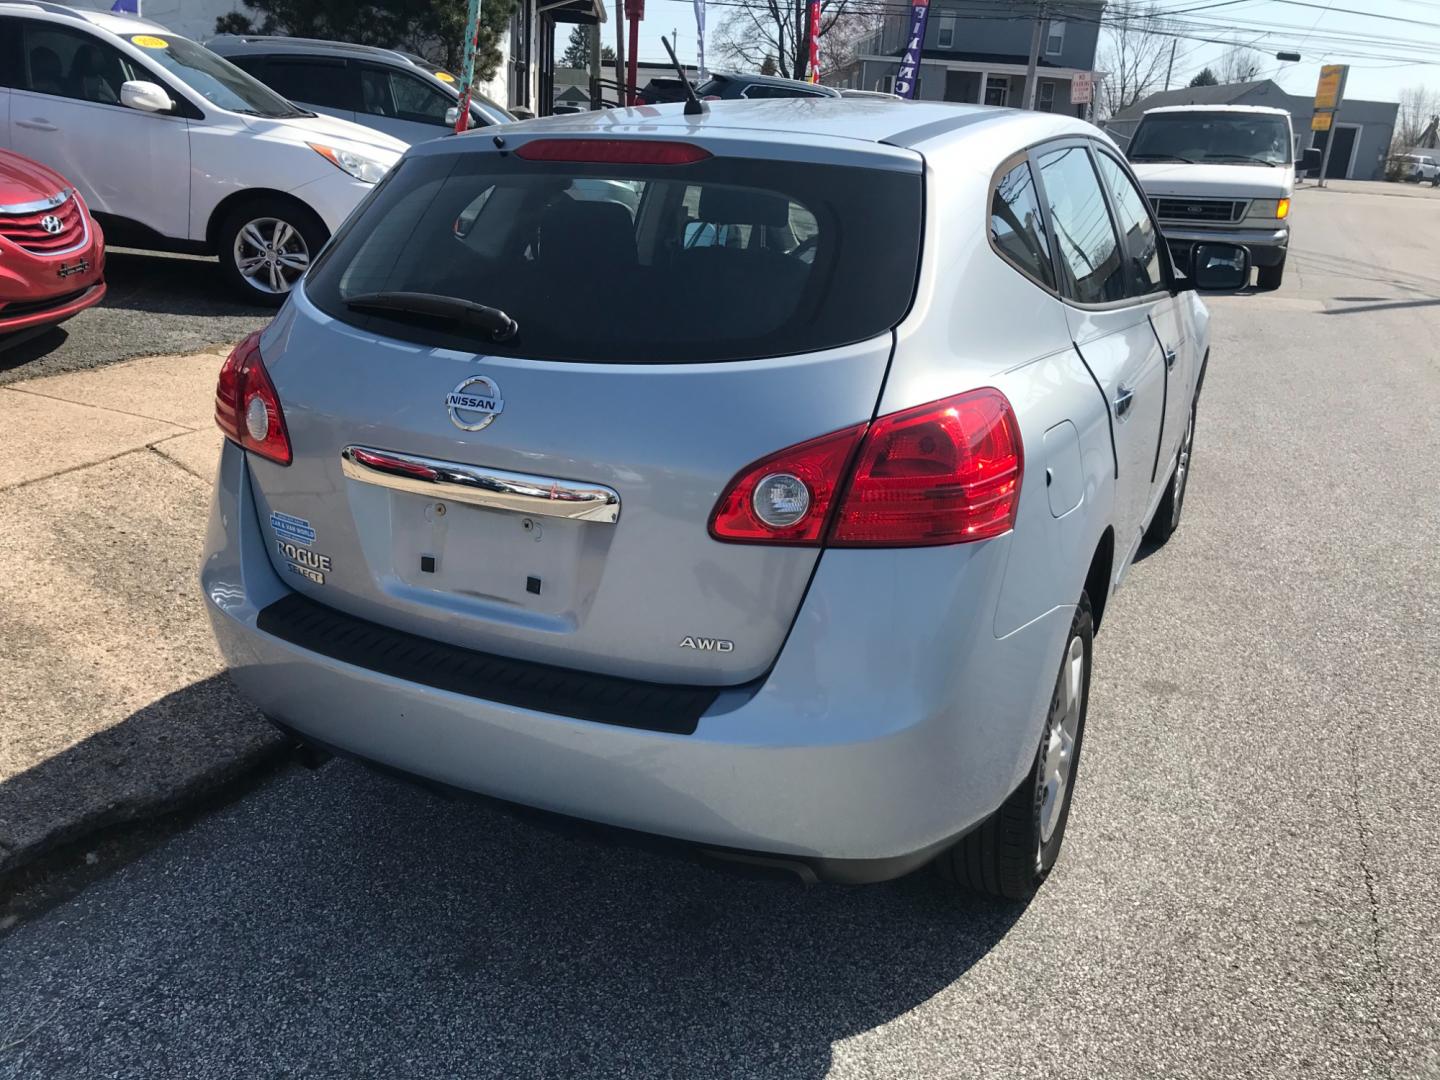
[990,161,1054,289]
[1038,145,1125,305]
[264,58,354,110]
[1128,112,1292,166]
[16,24,139,105]
[359,67,451,124]
[1092,151,1163,296]
[307,153,923,364]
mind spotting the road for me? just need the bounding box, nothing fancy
[0,249,268,386]
[1,183,1437,1080]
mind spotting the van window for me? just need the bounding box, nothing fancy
[1128,111,1293,166]
[306,151,923,363]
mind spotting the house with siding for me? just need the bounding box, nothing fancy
[824,0,1103,117]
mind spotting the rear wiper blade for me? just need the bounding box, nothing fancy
[345,291,519,342]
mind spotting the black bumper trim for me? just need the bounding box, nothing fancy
[255,592,722,735]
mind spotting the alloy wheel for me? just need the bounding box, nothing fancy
[1038,634,1085,847]
[1172,404,1195,529]
[233,217,311,295]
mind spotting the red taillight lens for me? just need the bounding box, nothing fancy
[214,330,292,466]
[708,388,1023,548]
[708,423,867,544]
[832,389,1022,546]
[513,139,711,165]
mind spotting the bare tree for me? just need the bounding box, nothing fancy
[714,0,856,79]
[1096,3,1173,119]
[1218,43,1263,84]
[1395,84,1440,149]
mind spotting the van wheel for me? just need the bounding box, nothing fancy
[218,198,328,307]
[936,595,1093,901]
[1144,395,1196,547]
[1256,257,1285,291]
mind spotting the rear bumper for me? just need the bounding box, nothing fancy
[202,442,1070,880]
[1163,224,1289,268]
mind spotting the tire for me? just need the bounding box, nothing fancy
[936,595,1094,901]
[217,197,329,307]
[1256,256,1285,291]
[1144,393,1197,547]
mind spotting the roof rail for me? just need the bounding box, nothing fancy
[0,0,85,18]
[209,33,415,63]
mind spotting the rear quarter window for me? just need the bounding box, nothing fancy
[305,149,923,363]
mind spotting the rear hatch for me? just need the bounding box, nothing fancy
[250,132,923,685]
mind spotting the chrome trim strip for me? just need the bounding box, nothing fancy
[340,446,620,523]
[0,189,70,215]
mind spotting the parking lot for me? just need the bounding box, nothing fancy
[0,181,1436,1079]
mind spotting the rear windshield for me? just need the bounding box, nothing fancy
[304,147,923,363]
[1128,112,1293,167]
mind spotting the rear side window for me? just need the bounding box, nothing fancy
[306,149,923,363]
[1037,145,1125,305]
[358,66,451,124]
[1092,151,1164,296]
[264,58,354,109]
[990,160,1054,289]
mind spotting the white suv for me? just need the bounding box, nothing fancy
[0,2,406,304]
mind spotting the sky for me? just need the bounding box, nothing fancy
[611,0,1440,105]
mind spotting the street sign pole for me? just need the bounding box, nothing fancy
[454,0,483,132]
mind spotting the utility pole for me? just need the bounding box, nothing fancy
[795,0,807,80]
[1163,39,1176,91]
[1023,2,1045,110]
[589,21,601,108]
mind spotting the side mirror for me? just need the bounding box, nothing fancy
[1189,242,1251,292]
[1302,146,1323,176]
[120,80,173,114]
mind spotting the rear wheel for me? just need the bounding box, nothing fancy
[218,197,328,307]
[936,595,1093,901]
[1256,256,1286,291]
[1144,394,1197,547]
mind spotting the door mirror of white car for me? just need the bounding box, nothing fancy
[120,81,174,114]
[1188,242,1251,292]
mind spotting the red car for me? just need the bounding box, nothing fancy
[0,150,105,338]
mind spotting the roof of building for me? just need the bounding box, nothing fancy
[1110,80,1276,121]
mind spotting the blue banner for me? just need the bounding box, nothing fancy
[894,0,930,99]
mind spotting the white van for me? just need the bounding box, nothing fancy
[1126,105,1295,290]
[0,2,406,304]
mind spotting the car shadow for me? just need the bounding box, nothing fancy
[0,678,1028,1079]
[0,325,68,373]
[98,249,272,319]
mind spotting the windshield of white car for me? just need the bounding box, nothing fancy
[133,35,308,118]
[1128,113,1293,167]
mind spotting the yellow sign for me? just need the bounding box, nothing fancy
[130,34,169,48]
[1311,111,1333,133]
[435,71,456,84]
[1314,65,1345,111]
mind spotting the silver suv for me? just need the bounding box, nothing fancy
[202,101,1247,897]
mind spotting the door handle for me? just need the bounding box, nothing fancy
[1114,385,1135,419]
[1164,348,1178,370]
[17,118,58,132]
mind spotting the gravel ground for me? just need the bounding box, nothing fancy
[0,249,268,386]
[0,186,1435,1080]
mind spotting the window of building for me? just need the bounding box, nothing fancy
[1046,20,1066,56]
[877,75,895,94]
[1038,81,1055,112]
[985,75,1009,107]
[937,15,955,48]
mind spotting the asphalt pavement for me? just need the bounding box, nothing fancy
[0,249,269,386]
[0,184,1437,1079]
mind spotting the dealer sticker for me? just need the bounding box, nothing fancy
[130,35,169,48]
[270,511,315,547]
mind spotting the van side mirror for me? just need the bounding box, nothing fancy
[1302,146,1323,176]
[1188,242,1251,292]
[120,80,173,114]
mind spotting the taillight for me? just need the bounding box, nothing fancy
[709,388,1022,548]
[513,139,711,165]
[708,423,867,544]
[214,330,292,466]
[831,389,1022,546]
